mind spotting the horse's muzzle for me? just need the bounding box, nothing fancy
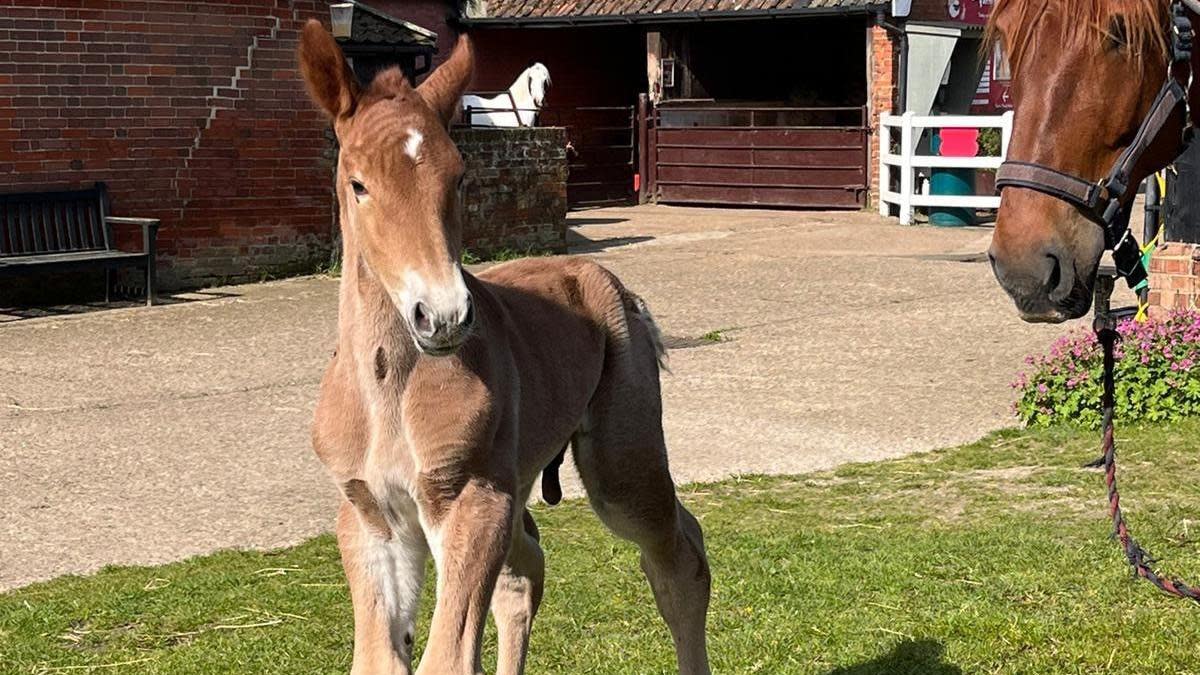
[412,293,474,356]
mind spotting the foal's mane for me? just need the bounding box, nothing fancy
[986,0,1170,77]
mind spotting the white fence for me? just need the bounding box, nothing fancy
[878,111,1014,225]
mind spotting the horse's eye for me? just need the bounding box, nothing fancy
[1107,16,1129,51]
[350,179,368,200]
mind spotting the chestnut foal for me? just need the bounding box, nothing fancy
[299,22,711,675]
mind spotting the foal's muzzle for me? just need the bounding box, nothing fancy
[411,293,474,356]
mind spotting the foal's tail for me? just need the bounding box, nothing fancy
[587,260,670,374]
[623,290,670,373]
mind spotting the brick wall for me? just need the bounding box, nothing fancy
[868,23,898,209]
[452,127,567,256]
[0,1,341,290]
[1148,242,1200,311]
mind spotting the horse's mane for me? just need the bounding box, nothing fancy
[986,0,1169,77]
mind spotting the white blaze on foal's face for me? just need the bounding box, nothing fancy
[403,128,423,161]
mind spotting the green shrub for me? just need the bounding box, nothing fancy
[978,127,1002,158]
[1015,310,1200,428]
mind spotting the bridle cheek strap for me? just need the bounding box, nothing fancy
[1106,77,1190,203]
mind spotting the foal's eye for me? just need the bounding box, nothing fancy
[350,179,368,200]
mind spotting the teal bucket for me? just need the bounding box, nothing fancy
[929,168,977,227]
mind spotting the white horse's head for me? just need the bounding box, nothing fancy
[525,62,551,107]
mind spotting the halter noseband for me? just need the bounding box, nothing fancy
[995,0,1197,289]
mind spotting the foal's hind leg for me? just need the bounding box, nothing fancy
[573,402,712,675]
[490,509,545,675]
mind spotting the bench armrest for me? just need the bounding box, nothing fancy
[105,216,160,227]
[106,216,161,305]
[105,216,160,255]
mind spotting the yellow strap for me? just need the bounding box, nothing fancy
[1136,170,1168,323]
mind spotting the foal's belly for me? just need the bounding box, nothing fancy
[475,258,612,483]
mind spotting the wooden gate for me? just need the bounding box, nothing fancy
[543,105,637,208]
[648,104,868,209]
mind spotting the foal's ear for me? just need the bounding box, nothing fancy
[418,35,475,128]
[298,19,358,120]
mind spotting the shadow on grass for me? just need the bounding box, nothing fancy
[826,640,962,675]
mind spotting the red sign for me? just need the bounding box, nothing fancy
[945,0,991,26]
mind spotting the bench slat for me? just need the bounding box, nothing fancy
[68,200,92,251]
[19,203,31,254]
[75,201,88,249]
[66,200,81,251]
[34,202,48,252]
[52,202,66,251]
[86,200,103,250]
[4,202,14,254]
[1,202,10,255]
[40,202,54,251]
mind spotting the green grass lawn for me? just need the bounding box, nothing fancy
[5,423,1200,674]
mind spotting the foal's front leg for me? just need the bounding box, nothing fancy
[337,497,428,675]
[417,476,515,675]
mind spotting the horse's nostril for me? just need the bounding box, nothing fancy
[413,301,433,336]
[1045,254,1062,294]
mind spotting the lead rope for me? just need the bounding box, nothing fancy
[1093,275,1200,603]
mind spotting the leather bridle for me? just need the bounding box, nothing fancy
[995,0,1199,290]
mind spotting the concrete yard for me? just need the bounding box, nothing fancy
[0,205,1073,591]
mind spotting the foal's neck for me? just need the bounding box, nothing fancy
[337,248,420,385]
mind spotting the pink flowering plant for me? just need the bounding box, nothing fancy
[1014,310,1200,428]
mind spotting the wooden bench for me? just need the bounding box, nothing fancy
[0,182,160,306]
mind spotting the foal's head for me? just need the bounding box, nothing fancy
[987,0,1182,322]
[299,20,475,355]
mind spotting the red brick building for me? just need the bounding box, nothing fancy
[0,0,460,290]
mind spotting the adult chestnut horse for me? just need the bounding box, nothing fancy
[298,21,710,675]
[987,0,1198,322]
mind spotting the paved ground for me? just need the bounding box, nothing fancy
[0,205,1078,591]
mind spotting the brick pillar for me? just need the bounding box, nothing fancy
[1148,242,1200,311]
[868,24,900,209]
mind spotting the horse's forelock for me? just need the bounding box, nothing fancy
[363,67,413,102]
[987,0,1169,79]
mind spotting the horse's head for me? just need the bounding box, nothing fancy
[299,21,476,356]
[527,62,551,107]
[987,0,1182,322]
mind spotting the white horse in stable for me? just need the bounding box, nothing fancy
[461,62,551,127]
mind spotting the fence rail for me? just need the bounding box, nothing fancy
[878,111,1014,225]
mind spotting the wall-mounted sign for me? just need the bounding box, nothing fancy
[946,0,991,26]
[971,43,1012,113]
[661,58,676,89]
